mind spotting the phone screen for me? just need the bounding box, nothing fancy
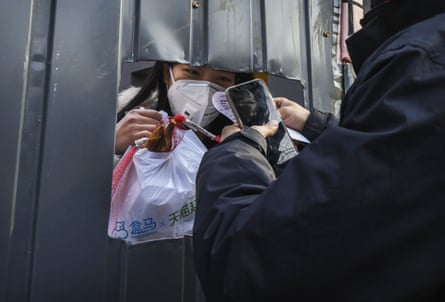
[225,79,298,174]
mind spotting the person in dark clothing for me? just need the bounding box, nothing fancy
[192,0,445,301]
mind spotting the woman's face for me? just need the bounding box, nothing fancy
[163,64,237,89]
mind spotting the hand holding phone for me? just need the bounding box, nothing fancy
[224,79,298,174]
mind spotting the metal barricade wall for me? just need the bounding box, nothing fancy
[0,1,344,301]
[0,0,121,301]
[121,0,338,112]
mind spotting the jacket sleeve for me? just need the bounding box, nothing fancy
[301,108,337,141]
[193,124,355,301]
[193,127,277,300]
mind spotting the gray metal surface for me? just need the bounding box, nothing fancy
[1,0,344,301]
[1,1,207,301]
[1,0,121,301]
[0,0,32,299]
[121,237,205,302]
[121,0,337,112]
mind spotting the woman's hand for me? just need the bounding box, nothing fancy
[220,124,241,142]
[274,97,310,131]
[251,120,279,138]
[115,108,162,154]
[220,121,279,142]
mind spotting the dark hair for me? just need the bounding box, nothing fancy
[117,62,166,122]
[116,62,254,122]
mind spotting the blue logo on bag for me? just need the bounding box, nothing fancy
[129,218,157,237]
[111,221,129,239]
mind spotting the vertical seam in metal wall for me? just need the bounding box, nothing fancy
[103,1,123,301]
[180,238,185,302]
[260,0,268,72]
[249,0,254,70]
[5,0,34,297]
[28,0,58,300]
[117,0,124,105]
[303,0,314,109]
[121,245,128,302]
[7,0,34,273]
[189,0,207,65]
[188,0,194,64]
[6,0,34,299]
[6,0,58,300]
[203,0,209,65]
[248,0,264,72]
[134,0,141,60]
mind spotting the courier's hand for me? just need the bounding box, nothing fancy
[115,108,162,154]
[274,97,310,131]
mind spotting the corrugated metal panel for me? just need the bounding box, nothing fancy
[0,0,32,299]
[0,0,122,301]
[121,0,337,111]
[0,1,352,301]
[122,0,310,79]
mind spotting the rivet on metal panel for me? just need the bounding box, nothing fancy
[323,31,330,38]
[192,1,200,8]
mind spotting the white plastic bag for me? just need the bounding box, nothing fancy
[108,130,207,244]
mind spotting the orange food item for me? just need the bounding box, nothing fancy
[142,119,176,152]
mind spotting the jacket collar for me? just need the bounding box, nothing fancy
[346,1,445,73]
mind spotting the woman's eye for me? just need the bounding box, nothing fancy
[215,76,235,87]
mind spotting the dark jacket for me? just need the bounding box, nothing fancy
[193,9,445,302]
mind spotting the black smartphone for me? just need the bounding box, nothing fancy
[225,79,298,174]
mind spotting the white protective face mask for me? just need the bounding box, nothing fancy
[167,67,224,127]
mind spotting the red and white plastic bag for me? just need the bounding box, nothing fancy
[108,116,207,245]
